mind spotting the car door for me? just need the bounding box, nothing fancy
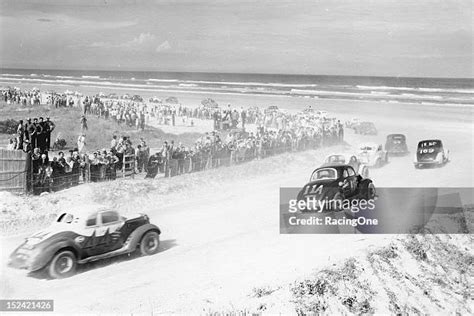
[94,211,125,253]
[80,212,102,257]
[340,168,353,197]
[345,167,358,197]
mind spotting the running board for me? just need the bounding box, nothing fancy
[78,245,133,264]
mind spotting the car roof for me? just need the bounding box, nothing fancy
[60,204,111,219]
[387,133,406,138]
[359,142,379,148]
[418,139,441,143]
[315,164,353,171]
[324,153,356,160]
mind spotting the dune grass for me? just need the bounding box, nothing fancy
[0,102,203,150]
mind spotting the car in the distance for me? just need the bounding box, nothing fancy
[322,154,369,178]
[8,205,161,279]
[345,117,360,129]
[414,139,449,168]
[357,143,389,167]
[353,122,378,135]
[385,134,409,156]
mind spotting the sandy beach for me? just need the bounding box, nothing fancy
[0,82,473,313]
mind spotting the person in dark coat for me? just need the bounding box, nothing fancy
[38,117,46,151]
[45,117,55,151]
[145,153,162,179]
[28,118,37,149]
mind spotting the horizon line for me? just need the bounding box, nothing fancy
[0,66,473,81]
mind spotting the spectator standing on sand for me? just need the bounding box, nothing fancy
[16,120,24,150]
[241,107,247,129]
[45,117,55,151]
[80,115,88,132]
[23,118,31,142]
[38,117,46,151]
[34,118,44,149]
[110,135,118,151]
[77,134,86,154]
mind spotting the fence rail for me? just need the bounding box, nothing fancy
[0,149,28,193]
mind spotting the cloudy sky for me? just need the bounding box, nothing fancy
[0,0,472,77]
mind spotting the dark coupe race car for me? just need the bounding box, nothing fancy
[414,139,450,168]
[296,165,375,212]
[8,205,161,279]
[385,134,409,156]
[353,122,378,135]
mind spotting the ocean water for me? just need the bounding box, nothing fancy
[0,68,473,106]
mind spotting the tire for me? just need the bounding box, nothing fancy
[139,231,160,256]
[48,250,77,279]
[361,181,376,200]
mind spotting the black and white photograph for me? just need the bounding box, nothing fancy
[0,0,472,314]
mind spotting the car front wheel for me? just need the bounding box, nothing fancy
[140,231,160,256]
[48,250,77,279]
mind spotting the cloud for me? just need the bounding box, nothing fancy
[124,32,156,47]
[87,33,167,52]
[156,40,171,52]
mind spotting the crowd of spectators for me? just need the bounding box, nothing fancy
[2,88,345,194]
[2,87,41,106]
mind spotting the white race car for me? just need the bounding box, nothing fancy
[357,143,389,167]
[321,153,369,178]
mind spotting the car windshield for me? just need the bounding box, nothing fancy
[327,155,345,163]
[311,168,338,181]
[418,140,441,149]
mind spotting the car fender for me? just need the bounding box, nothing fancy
[358,179,375,199]
[125,223,161,251]
[32,239,81,271]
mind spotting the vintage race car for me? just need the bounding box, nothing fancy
[385,134,409,156]
[353,122,378,135]
[322,154,369,178]
[8,205,161,279]
[297,165,375,212]
[357,143,389,167]
[414,139,449,168]
[345,118,360,128]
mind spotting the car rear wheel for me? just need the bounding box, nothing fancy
[48,250,77,279]
[140,231,160,256]
[366,183,376,200]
